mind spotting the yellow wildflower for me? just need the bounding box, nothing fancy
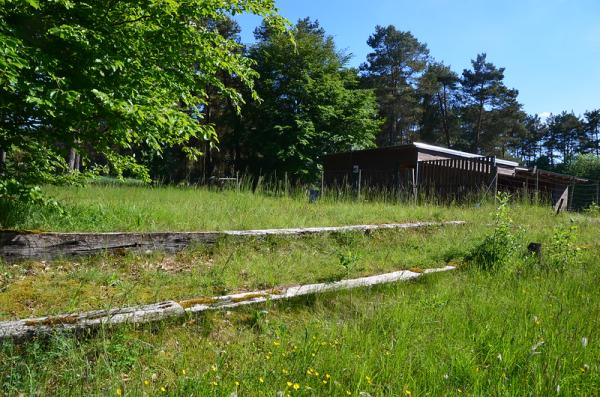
[293,383,300,390]
[346,391,351,395]
[116,388,122,396]
[287,381,293,387]
[143,380,150,386]
[160,386,166,392]
[259,377,264,383]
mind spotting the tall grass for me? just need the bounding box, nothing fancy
[0,183,484,232]
[0,187,598,395]
[1,254,598,396]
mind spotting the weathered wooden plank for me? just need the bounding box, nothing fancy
[0,266,456,342]
[0,222,465,262]
[0,301,185,341]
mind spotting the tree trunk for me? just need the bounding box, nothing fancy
[74,152,81,172]
[475,100,484,153]
[437,89,451,147]
[0,149,5,174]
[68,147,76,171]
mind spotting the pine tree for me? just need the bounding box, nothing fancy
[360,26,429,146]
[418,62,461,147]
[460,53,523,155]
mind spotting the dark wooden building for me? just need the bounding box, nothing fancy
[323,142,594,209]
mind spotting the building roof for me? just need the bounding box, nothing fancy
[514,168,590,184]
[413,142,520,168]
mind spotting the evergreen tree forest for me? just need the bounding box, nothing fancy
[157,21,600,183]
[1,3,598,194]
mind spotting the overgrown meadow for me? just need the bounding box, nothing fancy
[0,186,599,396]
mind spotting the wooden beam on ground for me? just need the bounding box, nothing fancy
[0,266,456,342]
[0,221,465,262]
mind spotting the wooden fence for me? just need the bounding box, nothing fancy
[417,156,498,201]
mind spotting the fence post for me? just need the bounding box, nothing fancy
[320,170,324,197]
[411,167,418,203]
[357,169,362,201]
[568,179,575,211]
[284,172,288,197]
[492,160,498,203]
[534,168,539,205]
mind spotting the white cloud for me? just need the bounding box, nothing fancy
[538,112,551,120]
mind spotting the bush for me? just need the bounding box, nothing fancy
[583,202,600,216]
[545,225,579,272]
[468,193,518,270]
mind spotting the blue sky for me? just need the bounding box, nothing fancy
[236,0,600,118]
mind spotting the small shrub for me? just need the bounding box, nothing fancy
[546,225,579,272]
[468,192,518,270]
[583,202,600,217]
[337,250,359,277]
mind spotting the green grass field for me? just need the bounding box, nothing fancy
[1,186,599,396]
[3,184,484,232]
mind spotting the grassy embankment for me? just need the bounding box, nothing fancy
[0,185,599,396]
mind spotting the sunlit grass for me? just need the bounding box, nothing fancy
[0,186,598,395]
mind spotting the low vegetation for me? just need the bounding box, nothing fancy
[1,183,477,232]
[0,187,599,395]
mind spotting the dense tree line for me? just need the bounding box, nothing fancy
[1,4,598,199]
[163,22,600,183]
[359,26,599,168]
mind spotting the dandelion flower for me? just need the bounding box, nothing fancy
[287,381,293,387]
[181,369,186,376]
[144,380,150,386]
[160,386,167,392]
[293,383,300,390]
[259,377,265,383]
[235,381,240,386]
[346,391,352,395]
[116,388,122,396]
